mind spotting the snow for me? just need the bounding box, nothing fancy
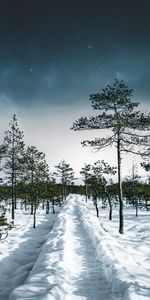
[78,198,150,300]
[0,205,58,300]
[0,195,150,299]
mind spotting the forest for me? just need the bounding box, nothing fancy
[0,80,150,238]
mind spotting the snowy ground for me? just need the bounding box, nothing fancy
[0,195,150,300]
[0,205,58,300]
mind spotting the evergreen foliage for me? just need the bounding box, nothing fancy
[71,79,150,233]
[23,146,49,227]
[2,114,24,219]
[84,160,116,219]
[54,160,75,201]
[80,164,92,202]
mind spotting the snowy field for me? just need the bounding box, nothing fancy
[0,205,58,300]
[0,195,150,300]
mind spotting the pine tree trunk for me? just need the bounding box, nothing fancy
[14,181,17,209]
[108,194,112,221]
[109,207,112,221]
[46,199,49,214]
[117,133,124,234]
[11,121,15,220]
[135,199,138,217]
[31,169,34,215]
[103,186,112,220]
[85,184,88,202]
[62,184,67,201]
[11,163,15,220]
[64,184,67,200]
[11,174,15,220]
[95,202,99,218]
[52,197,55,214]
[42,200,45,210]
[31,202,33,215]
[93,195,99,218]
[33,202,36,228]
[21,201,23,210]
[24,194,27,210]
[62,184,64,201]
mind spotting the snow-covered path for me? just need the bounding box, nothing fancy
[7,195,150,299]
[0,208,57,300]
[62,202,112,299]
[9,196,116,300]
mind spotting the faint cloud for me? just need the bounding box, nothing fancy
[115,71,128,81]
[0,94,11,105]
[41,69,59,90]
[87,45,92,50]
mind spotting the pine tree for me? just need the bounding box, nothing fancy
[125,162,141,216]
[80,164,92,202]
[86,160,116,219]
[2,114,24,220]
[71,79,150,233]
[24,145,47,228]
[54,160,75,201]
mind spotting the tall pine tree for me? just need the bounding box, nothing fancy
[54,160,74,201]
[24,145,47,228]
[80,164,92,202]
[72,79,150,233]
[2,114,24,220]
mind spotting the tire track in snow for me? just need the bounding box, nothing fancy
[62,198,112,299]
[9,196,124,300]
[0,214,56,300]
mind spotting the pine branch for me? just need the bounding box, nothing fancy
[121,148,149,156]
[82,135,115,150]
[71,113,116,131]
[120,131,150,139]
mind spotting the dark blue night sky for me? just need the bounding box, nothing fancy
[0,0,150,106]
[0,0,149,177]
